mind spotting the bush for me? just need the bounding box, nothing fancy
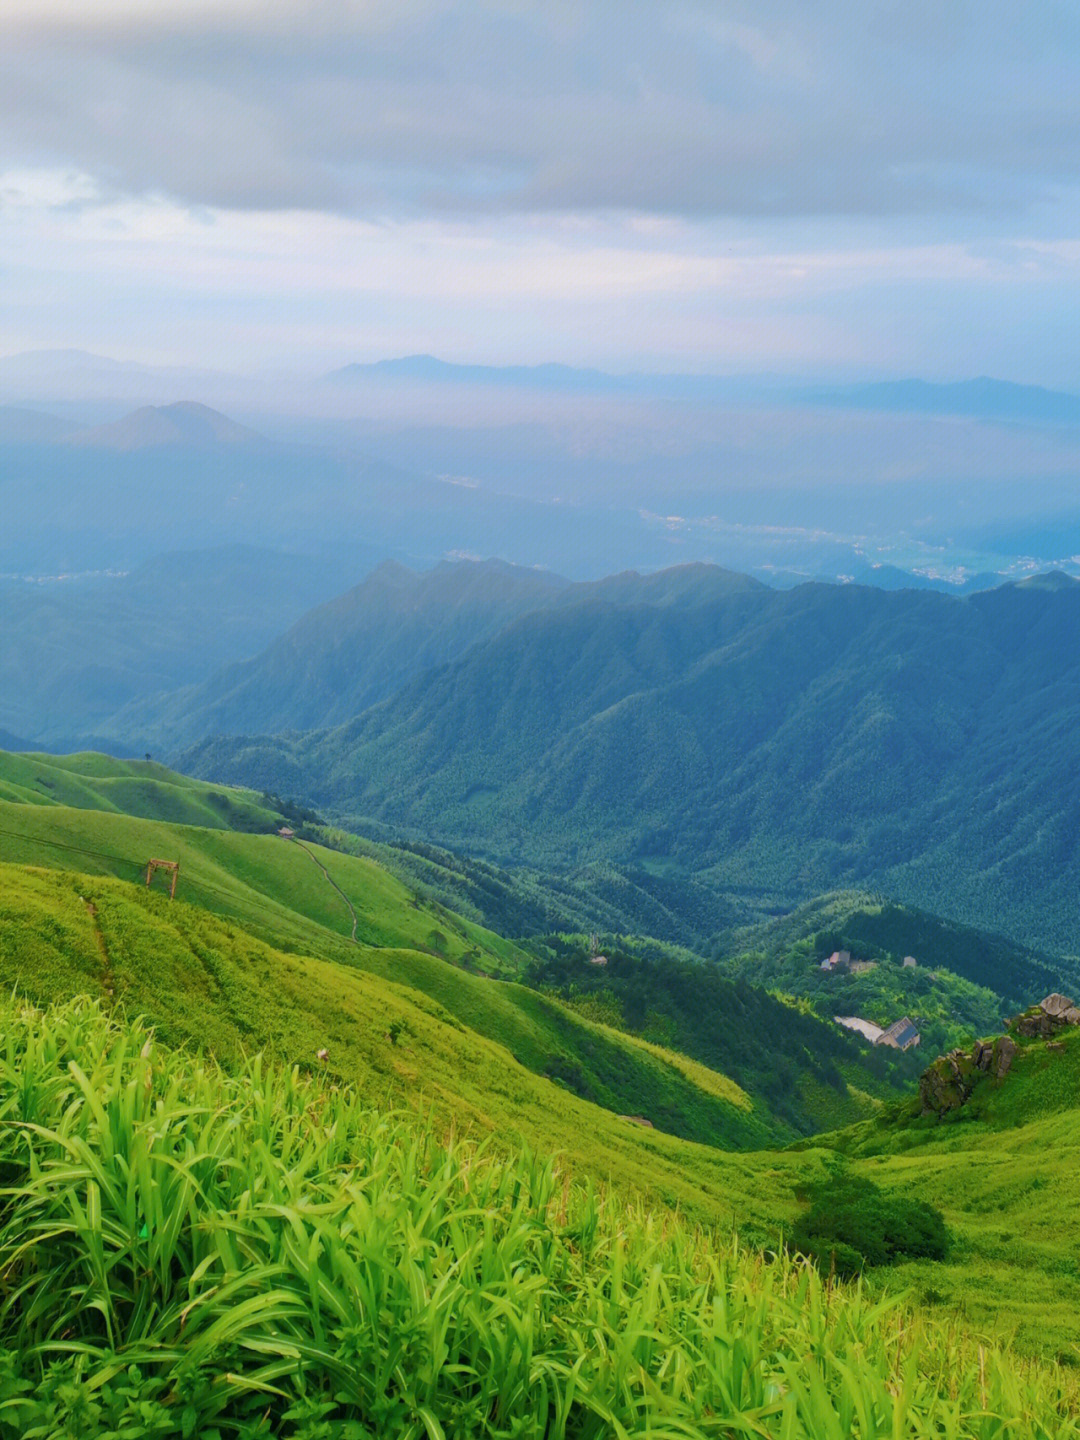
[792,1174,949,1272]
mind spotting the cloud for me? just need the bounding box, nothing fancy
[1,0,1077,222]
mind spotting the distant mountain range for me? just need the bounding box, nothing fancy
[7,346,1075,427]
[804,376,1080,426]
[326,356,1080,426]
[176,564,1080,954]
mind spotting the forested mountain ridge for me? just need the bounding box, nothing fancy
[120,558,762,750]
[179,568,1080,953]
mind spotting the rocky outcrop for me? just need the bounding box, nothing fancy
[920,1034,1017,1115]
[919,994,1077,1117]
[1015,993,1080,1038]
[973,1034,1017,1079]
[919,1049,977,1114]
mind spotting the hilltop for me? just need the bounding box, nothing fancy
[63,401,266,451]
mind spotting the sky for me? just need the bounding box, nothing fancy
[2,0,1079,383]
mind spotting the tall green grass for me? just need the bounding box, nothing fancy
[0,997,1075,1438]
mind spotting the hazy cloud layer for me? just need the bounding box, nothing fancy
[3,0,1079,222]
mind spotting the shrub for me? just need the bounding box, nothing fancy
[792,1174,949,1272]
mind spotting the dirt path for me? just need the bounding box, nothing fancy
[80,895,116,994]
[293,841,359,943]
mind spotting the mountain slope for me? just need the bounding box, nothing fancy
[0,751,906,1145]
[178,569,1080,953]
[122,557,572,746]
[120,559,760,750]
[0,547,360,746]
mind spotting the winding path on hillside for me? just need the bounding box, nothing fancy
[293,840,359,943]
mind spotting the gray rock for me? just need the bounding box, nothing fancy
[1039,993,1076,1017]
[990,1035,1017,1078]
[1017,1010,1059,1039]
[973,1040,994,1072]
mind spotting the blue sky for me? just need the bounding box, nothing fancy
[2,0,1078,383]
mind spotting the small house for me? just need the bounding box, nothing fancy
[589,954,608,967]
[277,826,296,839]
[902,955,918,968]
[876,1016,920,1051]
[821,949,852,972]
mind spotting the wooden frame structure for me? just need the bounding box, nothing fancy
[145,858,180,899]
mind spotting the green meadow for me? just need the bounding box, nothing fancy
[2,750,1080,1429]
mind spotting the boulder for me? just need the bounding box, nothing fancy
[919,1049,975,1115]
[1039,993,1076,1018]
[972,1035,1017,1078]
[1015,997,1080,1038]
[1017,1010,1059,1039]
[990,1035,1017,1078]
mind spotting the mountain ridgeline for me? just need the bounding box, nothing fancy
[178,564,1080,954]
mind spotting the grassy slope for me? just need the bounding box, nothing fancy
[0,863,798,1216]
[0,789,523,970]
[0,753,899,1141]
[4,998,1077,1439]
[6,858,1080,1359]
[0,799,895,1144]
[818,1028,1080,1359]
[0,749,284,829]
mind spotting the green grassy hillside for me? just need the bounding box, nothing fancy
[0,862,801,1204]
[5,857,1080,1360]
[0,753,911,1142]
[0,784,524,971]
[3,996,1077,1439]
[812,1024,1080,1356]
[0,749,283,829]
